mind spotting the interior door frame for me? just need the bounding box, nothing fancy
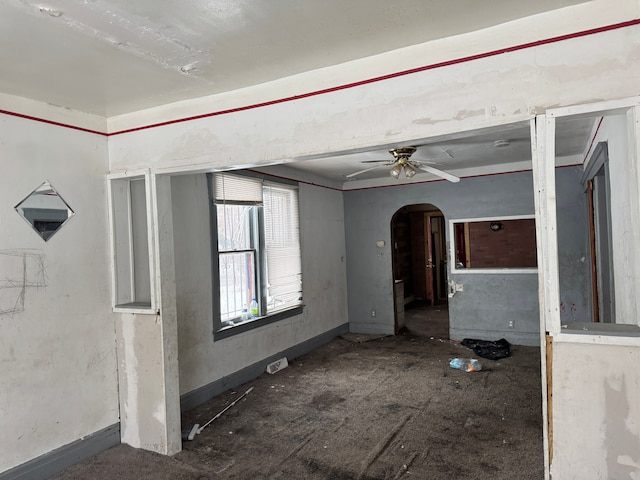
[424,213,435,305]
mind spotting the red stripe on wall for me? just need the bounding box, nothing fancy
[1,19,638,136]
[583,117,605,163]
[0,109,107,136]
[109,19,640,136]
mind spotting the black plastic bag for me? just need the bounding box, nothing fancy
[461,338,511,360]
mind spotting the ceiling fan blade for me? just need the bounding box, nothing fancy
[437,147,454,159]
[345,164,387,178]
[417,164,460,183]
[360,160,392,164]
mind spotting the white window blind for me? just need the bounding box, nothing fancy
[263,182,302,313]
[214,173,263,204]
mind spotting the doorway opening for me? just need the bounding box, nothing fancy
[391,203,449,337]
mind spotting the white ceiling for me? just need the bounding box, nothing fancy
[1,0,595,185]
[3,0,588,117]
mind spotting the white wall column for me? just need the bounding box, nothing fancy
[115,174,181,455]
[530,114,559,480]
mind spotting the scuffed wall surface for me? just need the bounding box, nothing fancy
[171,173,348,396]
[115,312,175,452]
[109,25,640,174]
[0,114,117,472]
[552,341,640,479]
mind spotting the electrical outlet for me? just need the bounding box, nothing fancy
[508,320,514,328]
[371,309,376,317]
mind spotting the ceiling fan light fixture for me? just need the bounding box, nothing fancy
[347,145,459,183]
[404,164,416,178]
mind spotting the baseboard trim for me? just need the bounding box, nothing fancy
[180,323,349,412]
[450,328,540,347]
[0,423,120,480]
[348,322,395,336]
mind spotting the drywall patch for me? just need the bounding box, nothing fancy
[411,108,485,125]
[454,108,485,120]
[605,374,640,478]
[0,249,46,316]
[412,117,438,125]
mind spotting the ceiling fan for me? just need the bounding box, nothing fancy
[345,146,460,183]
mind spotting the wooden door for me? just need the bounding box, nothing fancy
[410,212,427,300]
[425,214,435,305]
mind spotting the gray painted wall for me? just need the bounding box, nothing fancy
[171,173,349,397]
[556,165,592,325]
[344,166,589,345]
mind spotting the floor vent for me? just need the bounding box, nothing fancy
[266,357,288,374]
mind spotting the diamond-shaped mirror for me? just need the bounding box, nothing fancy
[15,181,75,241]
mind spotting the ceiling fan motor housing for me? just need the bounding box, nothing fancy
[389,146,417,161]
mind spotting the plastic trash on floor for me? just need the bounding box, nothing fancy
[461,338,511,360]
[449,358,482,372]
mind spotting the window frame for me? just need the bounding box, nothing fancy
[538,98,640,341]
[208,171,303,340]
[449,214,538,275]
[107,169,157,314]
[582,142,615,324]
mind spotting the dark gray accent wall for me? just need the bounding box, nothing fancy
[0,424,120,480]
[343,167,589,345]
[557,165,592,324]
[180,323,349,412]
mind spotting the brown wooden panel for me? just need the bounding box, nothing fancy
[410,212,427,299]
[546,334,553,465]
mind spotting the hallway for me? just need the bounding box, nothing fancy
[403,301,450,339]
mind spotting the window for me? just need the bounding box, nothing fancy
[545,104,640,336]
[209,172,302,335]
[449,215,537,274]
[107,170,155,312]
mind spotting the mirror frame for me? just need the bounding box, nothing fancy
[15,181,75,242]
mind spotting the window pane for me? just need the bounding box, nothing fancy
[217,203,258,322]
[264,183,302,312]
[217,204,253,250]
[219,251,256,321]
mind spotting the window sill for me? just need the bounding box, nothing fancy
[560,322,640,335]
[214,305,304,340]
[552,322,640,347]
[113,302,156,314]
[450,267,538,275]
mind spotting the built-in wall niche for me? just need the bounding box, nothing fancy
[15,181,75,241]
[107,170,155,312]
[449,215,537,274]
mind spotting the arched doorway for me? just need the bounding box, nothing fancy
[391,203,449,337]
